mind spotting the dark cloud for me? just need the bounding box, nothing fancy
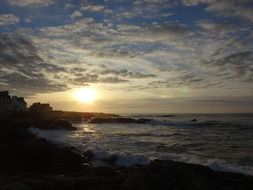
[99,67,156,79]
[181,0,253,22]
[71,73,129,85]
[0,14,19,25]
[203,51,253,81]
[149,51,253,89]
[148,74,204,89]
[7,0,56,7]
[205,0,253,22]
[145,22,189,37]
[0,33,68,95]
[71,73,99,85]
[0,72,66,95]
[99,77,129,83]
[90,48,138,58]
[0,33,135,95]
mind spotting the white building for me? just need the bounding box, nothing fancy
[0,91,27,112]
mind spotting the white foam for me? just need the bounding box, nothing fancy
[161,153,253,176]
[206,160,253,176]
[29,126,253,176]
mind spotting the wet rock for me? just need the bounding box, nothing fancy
[83,150,95,162]
[191,119,198,122]
[34,119,76,130]
[121,160,253,190]
[0,160,253,190]
[103,155,118,165]
[160,114,176,117]
[136,118,152,123]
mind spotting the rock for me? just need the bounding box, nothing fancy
[0,160,253,190]
[103,155,118,165]
[120,160,253,190]
[0,121,83,175]
[34,119,76,130]
[160,115,176,117]
[49,120,76,130]
[136,118,152,123]
[83,150,95,162]
[1,182,33,190]
[191,119,198,122]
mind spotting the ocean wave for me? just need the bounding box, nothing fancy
[90,148,150,166]
[85,148,253,176]
[147,119,250,129]
[112,132,182,138]
[29,123,253,176]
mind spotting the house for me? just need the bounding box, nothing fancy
[0,91,27,112]
[29,102,53,112]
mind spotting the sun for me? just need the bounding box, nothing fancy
[74,87,96,103]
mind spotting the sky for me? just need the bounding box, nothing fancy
[0,0,253,113]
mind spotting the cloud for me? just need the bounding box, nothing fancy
[80,5,105,12]
[181,0,253,22]
[118,22,190,45]
[145,22,189,37]
[70,10,82,19]
[196,20,236,33]
[8,0,56,7]
[99,77,129,83]
[71,73,129,85]
[117,24,141,31]
[104,0,175,21]
[200,51,253,81]
[0,72,67,96]
[205,1,253,22]
[0,33,132,96]
[133,0,176,8]
[36,18,190,59]
[71,73,99,85]
[0,14,20,25]
[64,3,75,9]
[180,0,215,6]
[148,73,205,89]
[1,0,251,100]
[0,33,67,95]
[99,67,156,79]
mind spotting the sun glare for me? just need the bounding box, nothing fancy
[74,87,96,103]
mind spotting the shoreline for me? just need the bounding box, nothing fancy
[0,114,253,189]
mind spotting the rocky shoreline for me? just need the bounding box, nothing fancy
[0,117,253,190]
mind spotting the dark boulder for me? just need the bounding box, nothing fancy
[83,150,95,162]
[191,119,198,122]
[34,119,76,130]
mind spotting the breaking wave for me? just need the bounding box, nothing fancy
[29,113,253,176]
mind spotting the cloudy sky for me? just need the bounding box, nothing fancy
[0,0,253,113]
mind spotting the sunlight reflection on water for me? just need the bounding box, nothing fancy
[30,114,253,175]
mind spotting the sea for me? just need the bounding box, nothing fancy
[30,113,253,175]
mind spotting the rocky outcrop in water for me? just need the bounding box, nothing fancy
[34,119,76,130]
